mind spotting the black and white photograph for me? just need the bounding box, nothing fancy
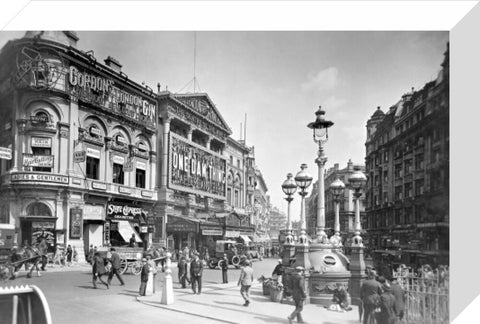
[0,1,476,323]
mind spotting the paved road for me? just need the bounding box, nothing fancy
[0,257,279,324]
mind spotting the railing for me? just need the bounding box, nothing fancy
[393,267,449,324]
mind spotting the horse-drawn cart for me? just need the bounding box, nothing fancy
[97,246,144,275]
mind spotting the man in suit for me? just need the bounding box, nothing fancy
[390,277,405,321]
[288,266,307,324]
[107,248,125,286]
[190,253,204,294]
[237,260,254,306]
[220,253,229,284]
[92,252,109,289]
[360,269,384,324]
[177,253,189,288]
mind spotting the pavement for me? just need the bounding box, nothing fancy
[137,279,360,324]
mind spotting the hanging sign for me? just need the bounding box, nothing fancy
[73,151,86,163]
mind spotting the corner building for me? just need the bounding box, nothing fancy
[0,32,158,260]
[364,44,449,267]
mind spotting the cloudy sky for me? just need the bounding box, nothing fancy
[0,31,449,219]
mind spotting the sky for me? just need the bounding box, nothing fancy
[0,31,449,220]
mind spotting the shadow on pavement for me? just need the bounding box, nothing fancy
[214,300,246,307]
[76,285,97,289]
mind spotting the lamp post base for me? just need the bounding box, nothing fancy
[282,243,296,267]
[293,244,311,270]
[349,246,366,305]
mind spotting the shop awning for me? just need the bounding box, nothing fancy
[117,221,142,243]
[240,235,251,244]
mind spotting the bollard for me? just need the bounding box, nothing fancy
[161,252,174,305]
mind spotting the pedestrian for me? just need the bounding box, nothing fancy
[360,269,383,324]
[190,252,203,294]
[65,245,73,267]
[237,259,254,306]
[129,233,136,247]
[376,282,397,324]
[73,246,78,264]
[138,258,150,296]
[146,254,157,293]
[92,252,109,289]
[107,248,125,286]
[390,277,405,322]
[159,247,166,272]
[87,244,94,264]
[178,253,189,288]
[220,253,229,284]
[288,266,307,324]
[272,259,283,279]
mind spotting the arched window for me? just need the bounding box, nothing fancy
[27,202,52,216]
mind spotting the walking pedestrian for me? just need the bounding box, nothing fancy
[220,253,229,284]
[237,259,254,306]
[390,277,405,322]
[376,282,397,324]
[190,253,203,294]
[360,269,383,324]
[73,246,78,264]
[92,252,109,289]
[65,245,73,267]
[138,258,150,296]
[178,252,189,288]
[87,244,94,264]
[288,266,307,324]
[107,248,125,286]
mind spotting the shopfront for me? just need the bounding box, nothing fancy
[224,212,254,245]
[105,202,147,248]
[20,202,57,253]
[166,215,199,253]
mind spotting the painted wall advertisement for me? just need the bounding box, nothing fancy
[22,154,54,167]
[169,132,226,200]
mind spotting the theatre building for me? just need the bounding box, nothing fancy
[156,92,254,254]
[0,32,157,260]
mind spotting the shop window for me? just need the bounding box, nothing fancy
[0,204,9,223]
[86,156,100,180]
[112,163,124,184]
[136,168,146,188]
[31,146,52,172]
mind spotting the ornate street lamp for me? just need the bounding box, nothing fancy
[348,166,367,247]
[307,106,334,243]
[329,178,345,246]
[281,173,297,244]
[294,164,313,245]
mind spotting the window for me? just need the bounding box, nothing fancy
[227,188,232,205]
[383,192,388,203]
[112,163,124,184]
[383,170,388,183]
[415,179,424,196]
[395,186,403,201]
[394,164,402,178]
[405,183,412,198]
[234,190,239,207]
[415,154,424,170]
[0,204,9,224]
[237,159,241,168]
[86,156,100,180]
[383,151,389,163]
[230,156,233,165]
[31,147,52,172]
[136,169,146,188]
[404,159,412,174]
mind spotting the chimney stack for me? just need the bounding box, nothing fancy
[104,56,122,73]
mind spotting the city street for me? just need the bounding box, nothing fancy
[1,258,359,324]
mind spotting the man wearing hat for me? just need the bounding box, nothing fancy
[190,252,204,294]
[288,266,307,324]
[389,277,405,321]
[376,282,396,324]
[107,248,125,286]
[237,259,254,306]
[177,252,189,288]
[360,269,383,324]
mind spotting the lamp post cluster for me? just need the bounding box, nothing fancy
[280,106,367,259]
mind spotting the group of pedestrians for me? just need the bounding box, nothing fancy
[360,269,405,324]
[177,251,204,294]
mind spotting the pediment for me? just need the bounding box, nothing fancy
[173,93,231,133]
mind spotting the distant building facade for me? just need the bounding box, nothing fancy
[364,44,449,266]
[305,161,366,244]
